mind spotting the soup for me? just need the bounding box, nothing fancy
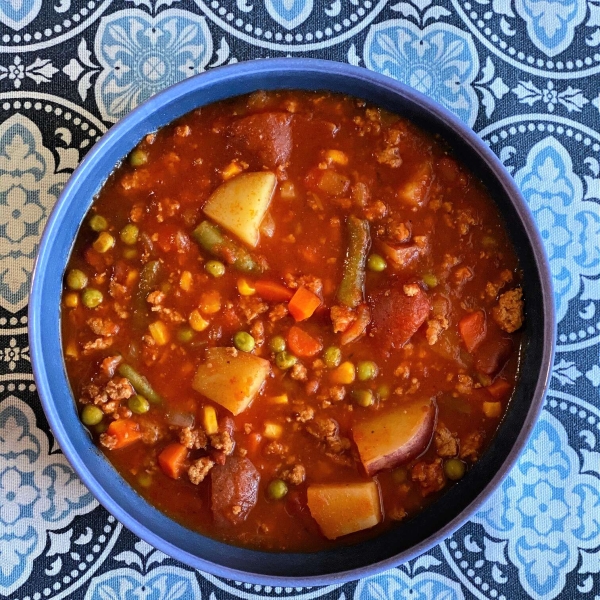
[61,90,524,551]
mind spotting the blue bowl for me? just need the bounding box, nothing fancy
[29,58,555,584]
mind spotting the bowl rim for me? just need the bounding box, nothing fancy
[29,57,556,585]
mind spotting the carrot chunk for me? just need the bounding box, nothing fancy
[255,280,294,302]
[287,325,323,357]
[458,310,487,353]
[158,443,189,480]
[106,419,141,450]
[288,286,321,321]
[486,378,512,400]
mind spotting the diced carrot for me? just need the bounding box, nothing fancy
[106,419,141,450]
[287,326,323,358]
[246,432,262,455]
[458,310,487,353]
[158,443,189,480]
[288,286,321,321]
[486,378,512,400]
[255,280,294,302]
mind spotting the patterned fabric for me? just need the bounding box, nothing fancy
[1,1,599,598]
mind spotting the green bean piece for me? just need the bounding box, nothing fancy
[117,363,162,404]
[81,405,103,426]
[177,327,195,343]
[234,331,255,353]
[336,216,371,308]
[423,273,438,288]
[323,346,342,369]
[120,224,139,245]
[444,458,466,481]
[269,335,286,353]
[352,389,375,407]
[130,148,148,167]
[66,269,88,291]
[367,253,387,272]
[205,260,226,278]
[275,351,297,370]
[357,360,379,381]
[192,221,265,274]
[81,288,103,308]
[89,214,108,232]
[128,395,150,415]
[267,479,288,500]
[138,260,161,296]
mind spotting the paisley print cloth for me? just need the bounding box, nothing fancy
[1,1,599,598]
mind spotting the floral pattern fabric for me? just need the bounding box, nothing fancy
[1,1,599,599]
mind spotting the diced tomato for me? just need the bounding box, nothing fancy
[458,310,487,353]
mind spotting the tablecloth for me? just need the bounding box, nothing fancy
[1,1,599,598]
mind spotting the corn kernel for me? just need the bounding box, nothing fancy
[324,149,349,166]
[64,292,79,308]
[93,231,115,253]
[263,422,283,439]
[483,401,502,418]
[148,320,169,345]
[237,278,256,296]
[180,270,193,291]
[65,341,79,358]
[269,394,289,405]
[126,269,138,287]
[221,161,243,180]
[202,405,218,435]
[189,309,209,331]
[330,361,355,385]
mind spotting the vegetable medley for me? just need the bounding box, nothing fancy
[62,90,524,551]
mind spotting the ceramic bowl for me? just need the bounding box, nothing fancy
[29,58,555,584]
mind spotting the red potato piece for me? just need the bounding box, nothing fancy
[307,482,382,540]
[353,397,437,476]
[369,283,431,351]
[211,456,260,526]
[230,112,292,168]
[475,337,513,376]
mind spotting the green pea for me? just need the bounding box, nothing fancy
[89,214,108,232]
[323,346,342,369]
[81,288,103,308]
[120,224,139,245]
[205,260,226,278]
[377,383,391,400]
[128,395,150,415]
[81,404,103,426]
[66,268,88,291]
[138,472,153,488]
[391,467,407,484]
[367,253,387,272]
[234,331,255,353]
[95,421,108,434]
[423,273,438,288]
[357,360,378,381]
[352,389,374,407]
[269,335,286,353]
[177,327,195,343]
[130,148,148,167]
[275,351,297,370]
[267,479,288,500]
[444,458,466,481]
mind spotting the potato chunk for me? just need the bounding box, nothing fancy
[307,482,382,540]
[203,172,277,247]
[353,397,437,476]
[192,347,270,415]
